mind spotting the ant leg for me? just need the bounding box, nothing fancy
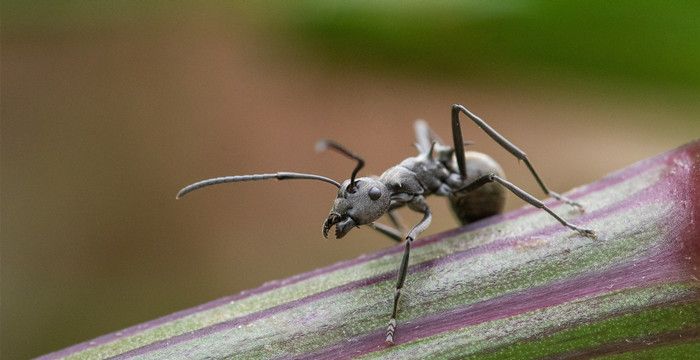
[451,104,584,212]
[386,201,432,345]
[387,210,407,234]
[369,222,403,242]
[367,210,408,243]
[456,174,595,238]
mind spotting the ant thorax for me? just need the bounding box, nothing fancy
[380,153,462,200]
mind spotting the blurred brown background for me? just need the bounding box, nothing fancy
[2,2,699,359]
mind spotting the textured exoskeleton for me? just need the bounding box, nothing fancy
[322,124,508,241]
[177,104,595,345]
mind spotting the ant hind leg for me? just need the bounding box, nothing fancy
[450,104,584,212]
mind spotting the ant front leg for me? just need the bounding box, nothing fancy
[386,199,432,345]
[368,222,402,242]
[367,210,407,243]
[451,104,584,212]
[387,210,407,235]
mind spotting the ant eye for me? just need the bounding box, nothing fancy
[368,186,381,200]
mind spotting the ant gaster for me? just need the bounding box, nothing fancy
[177,104,596,345]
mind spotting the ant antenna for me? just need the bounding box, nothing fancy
[176,172,340,199]
[316,139,365,193]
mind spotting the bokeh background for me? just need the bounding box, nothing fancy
[2,1,699,358]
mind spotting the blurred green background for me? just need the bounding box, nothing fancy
[2,1,699,359]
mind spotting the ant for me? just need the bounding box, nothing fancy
[177,104,595,345]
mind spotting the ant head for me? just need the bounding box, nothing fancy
[323,177,390,239]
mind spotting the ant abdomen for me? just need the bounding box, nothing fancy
[449,151,506,225]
